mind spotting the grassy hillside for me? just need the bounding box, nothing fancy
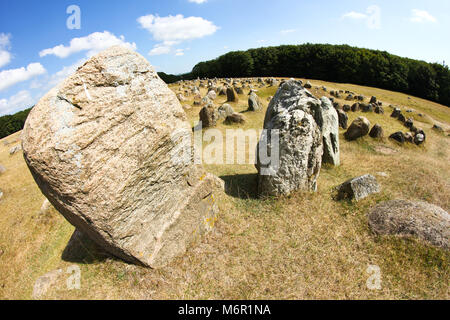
[0,79,448,299]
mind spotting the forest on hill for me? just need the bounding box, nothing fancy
[0,108,32,139]
[160,44,450,107]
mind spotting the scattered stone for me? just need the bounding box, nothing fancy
[217,104,234,119]
[374,105,384,114]
[336,174,380,201]
[432,124,444,132]
[389,131,405,144]
[304,81,312,89]
[397,113,406,123]
[22,46,223,268]
[40,199,52,215]
[414,133,425,145]
[337,109,348,129]
[248,92,262,111]
[224,113,246,124]
[351,103,360,112]
[362,103,373,112]
[9,145,22,155]
[207,90,217,100]
[370,96,377,104]
[343,105,351,112]
[404,118,414,129]
[226,87,239,102]
[368,200,449,250]
[199,105,217,127]
[256,80,323,196]
[344,116,371,141]
[369,124,384,139]
[391,108,401,118]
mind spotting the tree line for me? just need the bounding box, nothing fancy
[0,107,32,139]
[163,43,450,107]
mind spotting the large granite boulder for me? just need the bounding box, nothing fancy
[22,46,223,268]
[368,200,449,250]
[256,80,323,197]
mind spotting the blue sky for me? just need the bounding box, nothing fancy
[0,0,449,116]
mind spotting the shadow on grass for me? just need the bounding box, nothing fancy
[220,173,259,199]
[61,229,114,264]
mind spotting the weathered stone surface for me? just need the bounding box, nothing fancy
[344,117,371,141]
[22,46,223,268]
[199,105,217,127]
[414,133,425,145]
[391,108,401,118]
[368,200,449,250]
[256,80,323,197]
[336,174,380,201]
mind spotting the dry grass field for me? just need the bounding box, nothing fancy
[0,78,448,299]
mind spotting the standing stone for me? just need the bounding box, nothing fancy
[337,109,348,129]
[22,46,223,269]
[207,90,217,100]
[217,104,234,119]
[317,97,340,166]
[226,87,239,102]
[199,105,217,127]
[344,117,371,141]
[256,80,323,197]
[248,92,262,111]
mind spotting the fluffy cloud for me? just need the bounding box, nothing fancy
[410,9,437,23]
[39,31,137,58]
[188,0,208,3]
[149,44,172,56]
[137,14,218,56]
[0,90,34,116]
[342,5,381,29]
[0,33,12,68]
[0,63,46,92]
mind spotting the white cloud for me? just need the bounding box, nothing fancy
[39,31,137,59]
[175,49,185,56]
[410,9,437,23]
[280,29,296,34]
[188,0,208,3]
[137,14,218,56]
[0,63,46,92]
[0,90,34,116]
[256,40,267,44]
[149,44,172,56]
[342,5,381,29]
[0,33,12,68]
